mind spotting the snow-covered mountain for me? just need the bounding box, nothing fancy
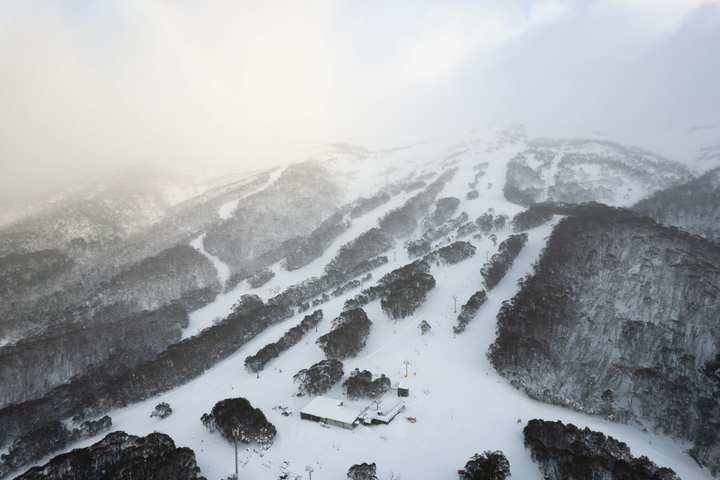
[504,138,692,207]
[0,128,713,480]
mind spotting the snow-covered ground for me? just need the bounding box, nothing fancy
[218,166,288,220]
[22,133,710,480]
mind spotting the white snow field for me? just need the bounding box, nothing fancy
[25,132,711,480]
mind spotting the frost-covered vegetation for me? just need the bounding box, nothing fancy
[462,451,511,480]
[317,308,372,359]
[293,359,344,396]
[245,310,323,372]
[343,370,391,399]
[454,290,487,334]
[524,419,679,480]
[201,397,276,447]
[480,233,528,290]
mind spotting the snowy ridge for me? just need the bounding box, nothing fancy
[218,166,288,220]
[15,130,709,480]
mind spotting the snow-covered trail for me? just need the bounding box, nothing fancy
[218,166,287,220]
[21,138,711,480]
[190,233,231,288]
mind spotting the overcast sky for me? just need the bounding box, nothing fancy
[1,1,718,205]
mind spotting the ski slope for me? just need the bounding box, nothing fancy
[20,133,710,480]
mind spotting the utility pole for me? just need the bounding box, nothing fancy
[232,426,242,479]
[403,360,411,378]
[453,295,458,314]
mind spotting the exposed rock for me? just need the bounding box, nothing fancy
[343,370,391,399]
[294,359,344,396]
[480,233,527,290]
[347,462,378,480]
[201,398,276,447]
[634,166,720,243]
[150,402,173,419]
[462,451,511,480]
[490,204,720,474]
[245,310,323,372]
[466,190,480,200]
[15,431,205,480]
[317,308,372,359]
[454,290,487,334]
[523,419,679,480]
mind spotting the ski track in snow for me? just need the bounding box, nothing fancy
[24,138,712,480]
[217,166,287,220]
[189,234,231,289]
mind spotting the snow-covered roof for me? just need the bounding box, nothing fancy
[300,396,363,425]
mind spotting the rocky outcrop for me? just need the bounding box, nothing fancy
[480,233,527,290]
[0,295,291,449]
[0,304,188,409]
[454,290,487,334]
[201,397,276,447]
[634,167,720,243]
[15,431,205,480]
[343,370,391,399]
[317,308,372,359]
[490,204,720,474]
[0,416,111,478]
[245,310,323,372]
[503,138,691,207]
[523,419,679,480]
[294,359,344,396]
[461,451,511,480]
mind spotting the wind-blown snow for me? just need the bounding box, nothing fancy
[26,131,710,480]
[218,166,288,220]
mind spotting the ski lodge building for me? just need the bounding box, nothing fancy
[300,396,364,429]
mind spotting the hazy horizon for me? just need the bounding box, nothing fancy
[1,0,719,207]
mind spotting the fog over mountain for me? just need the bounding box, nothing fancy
[1,1,718,209]
[1,3,720,480]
